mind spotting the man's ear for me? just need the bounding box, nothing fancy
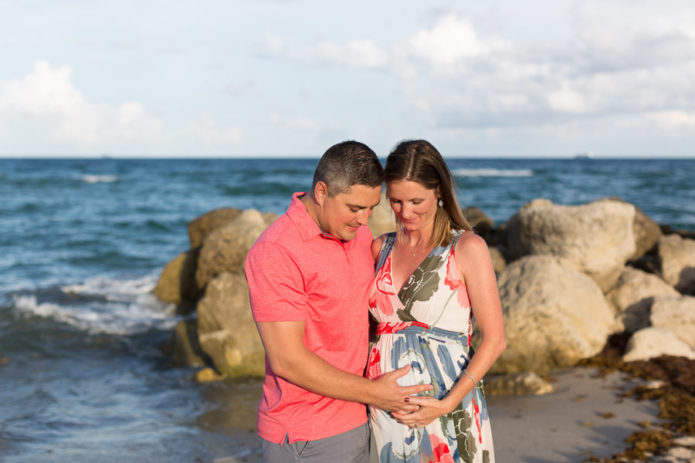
[313,181,329,206]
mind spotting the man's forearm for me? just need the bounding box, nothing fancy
[268,344,378,405]
[255,320,430,412]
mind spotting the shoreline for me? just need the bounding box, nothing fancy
[202,366,667,463]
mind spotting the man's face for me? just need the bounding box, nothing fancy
[317,184,382,241]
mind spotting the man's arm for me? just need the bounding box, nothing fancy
[257,319,430,412]
[246,241,430,412]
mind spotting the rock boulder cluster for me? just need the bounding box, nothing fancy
[493,198,695,372]
[157,207,278,378]
[155,197,695,388]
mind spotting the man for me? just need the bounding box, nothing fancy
[245,141,430,462]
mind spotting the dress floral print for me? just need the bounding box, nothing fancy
[367,232,494,463]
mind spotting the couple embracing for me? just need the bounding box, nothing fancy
[244,140,506,463]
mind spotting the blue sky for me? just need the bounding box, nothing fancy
[1,0,694,157]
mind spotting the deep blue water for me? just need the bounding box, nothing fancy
[0,157,693,462]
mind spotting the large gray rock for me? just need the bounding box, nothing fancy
[484,372,554,397]
[657,234,695,294]
[605,267,680,332]
[188,207,243,249]
[195,209,268,290]
[630,205,662,261]
[152,249,200,312]
[157,208,278,307]
[658,445,695,463]
[488,246,507,274]
[650,295,695,348]
[506,198,636,291]
[462,206,494,238]
[369,190,395,238]
[492,255,618,374]
[262,212,279,228]
[168,319,205,367]
[197,272,265,377]
[623,327,695,362]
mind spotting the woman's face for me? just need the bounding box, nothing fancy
[387,180,439,233]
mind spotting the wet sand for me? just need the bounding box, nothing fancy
[207,367,661,462]
[488,367,660,462]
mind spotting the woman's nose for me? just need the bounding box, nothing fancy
[400,204,413,219]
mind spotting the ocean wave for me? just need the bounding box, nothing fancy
[62,274,156,301]
[80,175,118,184]
[452,168,534,177]
[11,275,178,335]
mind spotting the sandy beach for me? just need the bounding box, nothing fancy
[206,366,663,463]
[488,367,661,462]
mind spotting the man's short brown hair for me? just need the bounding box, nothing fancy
[312,141,384,196]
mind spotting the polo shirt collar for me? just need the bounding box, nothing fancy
[287,192,325,241]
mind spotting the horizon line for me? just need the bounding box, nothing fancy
[1,154,694,160]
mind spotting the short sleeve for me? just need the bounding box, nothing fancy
[244,241,308,322]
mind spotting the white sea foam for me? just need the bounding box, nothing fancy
[62,274,157,301]
[81,175,118,183]
[452,168,533,177]
[13,275,178,335]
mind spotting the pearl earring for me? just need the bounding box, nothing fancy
[438,199,443,207]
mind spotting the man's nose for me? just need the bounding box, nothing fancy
[357,209,371,226]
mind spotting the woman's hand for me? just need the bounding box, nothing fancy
[390,396,454,428]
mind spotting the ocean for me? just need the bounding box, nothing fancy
[1,157,694,462]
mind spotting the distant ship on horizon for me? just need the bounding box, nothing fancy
[573,151,595,159]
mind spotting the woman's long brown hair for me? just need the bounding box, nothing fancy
[385,140,472,247]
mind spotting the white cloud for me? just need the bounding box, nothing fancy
[0,61,86,117]
[0,60,249,154]
[394,9,695,133]
[0,60,165,149]
[575,20,695,72]
[546,85,589,114]
[647,110,695,130]
[2,2,694,157]
[409,15,488,68]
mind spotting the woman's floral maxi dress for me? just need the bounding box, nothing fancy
[367,232,494,463]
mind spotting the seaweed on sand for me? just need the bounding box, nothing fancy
[578,332,695,462]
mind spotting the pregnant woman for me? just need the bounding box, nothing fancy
[367,140,506,463]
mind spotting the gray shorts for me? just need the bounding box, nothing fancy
[260,423,370,463]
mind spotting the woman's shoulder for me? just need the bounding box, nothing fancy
[372,232,394,246]
[372,234,386,250]
[454,230,490,261]
[371,232,395,259]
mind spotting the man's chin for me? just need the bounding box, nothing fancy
[340,227,359,241]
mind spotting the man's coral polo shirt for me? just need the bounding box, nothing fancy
[244,192,374,444]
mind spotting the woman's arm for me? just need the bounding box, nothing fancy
[392,233,506,426]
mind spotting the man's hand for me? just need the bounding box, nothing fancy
[369,365,432,413]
